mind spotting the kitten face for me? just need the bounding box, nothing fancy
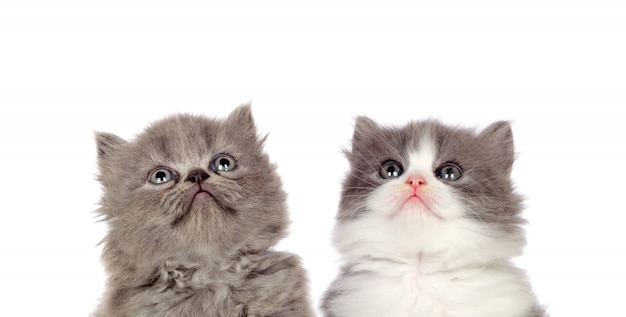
[364,136,465,221]
[334,117,525,261]
[95,105,287,260]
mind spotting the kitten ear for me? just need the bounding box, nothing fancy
[226,102,256,132]
[479,121,515,169]
[352,116,380,144]
[95,132,126,161]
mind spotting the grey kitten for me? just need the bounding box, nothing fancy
[322,117,546,317]
[92,105,314,317]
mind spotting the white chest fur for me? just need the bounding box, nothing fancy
[326,258,535,317]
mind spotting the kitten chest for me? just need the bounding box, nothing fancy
[332,260,535,317]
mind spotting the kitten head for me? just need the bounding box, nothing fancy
[334,117,526,263]
[95,105,287,265]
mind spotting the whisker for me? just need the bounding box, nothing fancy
[347,166,383,186]
[361,146,385,170]
[342,187,375,191]
[352,148,380,172]
[341,195,372,198]
[349,166,376,177]
[348,173,378,187]
[460,173,505,186]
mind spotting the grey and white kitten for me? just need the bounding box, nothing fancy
[93,105,314,317]
[322,117,546,317]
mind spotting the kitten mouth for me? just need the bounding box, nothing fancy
[406,194,427,206]
[172,185,219,227]
[401,193,443,220]
[402,191,430,209]
[192,189,213,201]
[191,184,216,203]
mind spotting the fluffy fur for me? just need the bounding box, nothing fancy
[92,105,314,317]
[322,117,545,317]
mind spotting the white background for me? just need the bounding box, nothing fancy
[1,0,625,316]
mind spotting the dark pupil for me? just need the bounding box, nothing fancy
[444,167,456,179]
[219,158,230,168]
[386,165,398,177]
[156,171,167,181]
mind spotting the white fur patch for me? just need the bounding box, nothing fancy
[326,261,535,317]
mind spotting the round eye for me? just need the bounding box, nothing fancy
[149,168,174,184]
[436,162,463,181]
[380,160,404,179]
[212,154,237,172]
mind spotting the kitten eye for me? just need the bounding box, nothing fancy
[149,168,174,184]
[436,162,463,181]
[211,154,237,172]
[380,160,404,179]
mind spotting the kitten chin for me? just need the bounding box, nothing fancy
[93,104,314,317]
[322,117,546,317]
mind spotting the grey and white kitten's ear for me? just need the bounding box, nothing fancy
[478,121,516,171]
[226,102,256,132]
[95,132,127,161]
[352,115,381,144]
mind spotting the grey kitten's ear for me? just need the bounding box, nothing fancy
[479,121,513,146]
[95,132,127,161]
[352,116,380,144]
[479,121,515,167]
[226,103,256,132]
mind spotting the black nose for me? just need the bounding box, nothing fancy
[185,169,209,183]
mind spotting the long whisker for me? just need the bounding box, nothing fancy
[343,186,376,191]
[348,173,378,187]
[458,172,505,187]
[349,166,375,177]
[361,145,384,170]
[351,148,380,172]
[341,194,372,197]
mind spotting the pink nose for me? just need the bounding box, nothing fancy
[407,174,428,188]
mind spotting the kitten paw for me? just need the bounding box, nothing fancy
[155,259,199,290]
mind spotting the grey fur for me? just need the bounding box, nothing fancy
[92,105,314,317]
[323,117,546,317]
